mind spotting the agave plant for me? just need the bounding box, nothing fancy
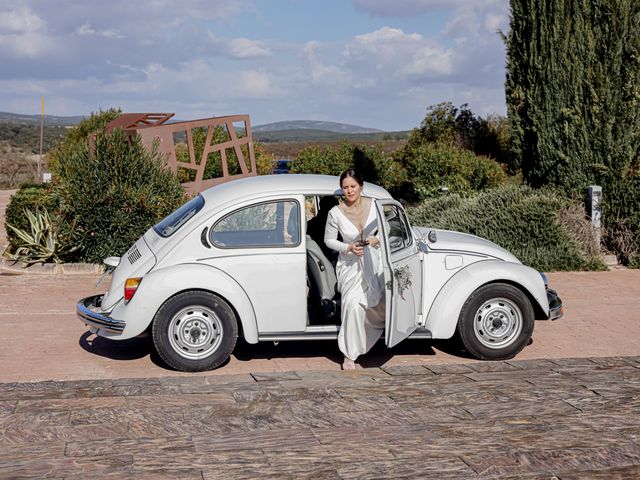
[5,208,74,265]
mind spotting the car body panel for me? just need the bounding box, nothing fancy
[376,199,423,347]
[424,260,549,339]
[98,263,259,342]
[413,227,521,263]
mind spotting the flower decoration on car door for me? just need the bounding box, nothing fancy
[386,265,412,300]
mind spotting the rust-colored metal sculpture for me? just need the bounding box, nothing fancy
[105,113,257,194]
[105,113,175,134]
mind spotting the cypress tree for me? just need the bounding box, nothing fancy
[505,0,640,193]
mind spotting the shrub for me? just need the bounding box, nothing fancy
[0,143,37,188]
[291,141,406,191]
[5,182,60,249]
[407,185,605,271]
[408,103,512,167]
[395,143,505,201]
[54,128,186,263]
[48,109,121,177]
[603,175,640,267]
[5,208,74,264]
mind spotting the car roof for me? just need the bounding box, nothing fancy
[200,174,393,206]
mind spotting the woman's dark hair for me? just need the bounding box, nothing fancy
[339,169,364,187]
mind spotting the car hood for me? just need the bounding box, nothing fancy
[412,227,521,263]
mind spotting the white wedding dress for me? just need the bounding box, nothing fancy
[324,201,385,361]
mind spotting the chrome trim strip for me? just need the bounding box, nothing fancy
[259,333,338,341]
[259,326,433,341]
[76,295,125,333]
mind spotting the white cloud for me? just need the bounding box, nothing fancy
[228,38,272,59]
[235,70,281,98]
[0,4,56,58]
[353,0,502,17]
[344,27,453,80]
[0,5,44,33]
[75,22,124,39]
[484,13,506,33]
[303,41,352,88]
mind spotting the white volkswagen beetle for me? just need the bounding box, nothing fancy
[77,174,563,371]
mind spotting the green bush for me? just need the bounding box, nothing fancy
[54,128,186,263]
[5,182,60,249]
[48,109,121,177]
[395,142,505,201]
[407,185,605,271]
[603,175,640,267]
[291,141,406,191]
[5,207,74,264]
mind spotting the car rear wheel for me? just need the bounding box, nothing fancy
[152,290,238,372]
[456,283,534,361]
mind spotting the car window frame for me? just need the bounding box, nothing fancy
[208,198,301,249]
[382,203,414,254]
[153,194,205,238]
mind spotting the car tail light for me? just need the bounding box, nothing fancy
[124,277,142,302]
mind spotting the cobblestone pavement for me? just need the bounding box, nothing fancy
[1,357,640,479]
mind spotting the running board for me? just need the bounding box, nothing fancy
[258,326,432,342]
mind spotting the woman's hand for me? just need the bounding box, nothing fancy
[366,236,379,248]
[349,242,365,256]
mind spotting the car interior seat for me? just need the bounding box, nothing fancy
[305,235,339,320]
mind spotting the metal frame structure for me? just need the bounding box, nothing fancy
[105,113,257,194]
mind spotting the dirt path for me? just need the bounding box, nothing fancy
[0,268,638,382]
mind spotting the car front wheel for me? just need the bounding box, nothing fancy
[152,290,238,372]
[456,283,534,361]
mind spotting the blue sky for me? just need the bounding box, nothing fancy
[0,0,509,131]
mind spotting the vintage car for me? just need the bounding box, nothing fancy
[77,174,563,371]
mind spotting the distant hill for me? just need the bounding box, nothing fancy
[0,111,83,126]
[253,128,409,143]
[253,120,383,134]
[0,112,410,144]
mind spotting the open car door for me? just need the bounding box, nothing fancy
[375,199,424,347]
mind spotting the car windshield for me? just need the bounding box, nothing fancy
[153,194,205,238]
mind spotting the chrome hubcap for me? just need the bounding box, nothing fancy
[168,306,223,359]
[473,297,522,349]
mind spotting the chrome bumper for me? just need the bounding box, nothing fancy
[547,288,563,321]
[77,295,125,333]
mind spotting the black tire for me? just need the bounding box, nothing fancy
[456,283,534,361]
[152,290,238,372]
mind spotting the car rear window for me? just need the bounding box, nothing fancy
[153,194,205,238]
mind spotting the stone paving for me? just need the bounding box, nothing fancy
[1,357,640,479]
[3,189,640,478]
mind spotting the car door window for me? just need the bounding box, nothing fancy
[382,204,412,253]
[210,200,300,248]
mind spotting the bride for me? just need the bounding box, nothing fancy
[324,169,385,370]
